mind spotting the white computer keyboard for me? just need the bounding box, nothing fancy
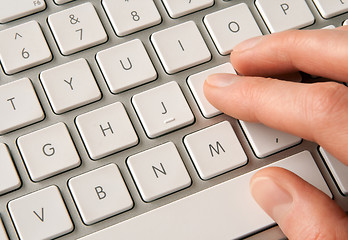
[0,1,347,239]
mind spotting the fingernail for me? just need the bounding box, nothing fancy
[234,36,263,52]
[206,73,240,88]
[250,176,293,223]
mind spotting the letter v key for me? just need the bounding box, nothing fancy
[33,208,44,222]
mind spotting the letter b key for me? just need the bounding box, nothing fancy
[68,164,133,225]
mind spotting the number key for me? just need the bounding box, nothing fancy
[48,2,107,55]
[162,0,214,18]
[102,0,162,36]
[0,21,52,74]
[0,0,46,24]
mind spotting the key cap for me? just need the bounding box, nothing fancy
[0,21,52,74]
[96,39,157,93]
[79,151,331,240]
[48,2,107,55]
[0,143,21,195]
[187,62,235,118]
[127,142,191,202]
[0,78,44,135]
[132,81,194,138]
[184,121,247,180]
[17,122,80,181]
[68,164,133,225]
[8,186,74,240]
[0,0,46,23]
[240,121,302,158]
[151,21,211,74]
[255,0,315,33]
[40,58,101,114]
[319,147,348,196]
[322,25,336,29]
[204,3,262,55]
[54,0,75,4]
[162,0,214,18]
[102,0,162,36]
[76,102,138,160]
[0,217,9,240]
[313,0,348,18]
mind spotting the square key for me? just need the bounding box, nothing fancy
[69,164,133,225]
[0,21,52,74]
[256,0,314,33]
[17,122,81,181]
[151,21,211,74]
[48,2,107,55]
[8,186,73,240]
[0,78,44,135]
[187,63,235,118]
[102,0,161,36]
[184,121,247,180]
[127,142,191,202]
[132,81,194,138]
[96,39,157,93]
[40,58,101,114]
[204,3,262,55]
[76,102,138,160]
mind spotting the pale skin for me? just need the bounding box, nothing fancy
[204,27,348,239]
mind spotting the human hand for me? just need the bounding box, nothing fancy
[203,27,348,239]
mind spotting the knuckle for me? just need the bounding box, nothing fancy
[304,82,347,128]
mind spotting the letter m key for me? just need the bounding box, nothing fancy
[209,141,225,157]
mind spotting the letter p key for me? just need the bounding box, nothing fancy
[280,3,290,15]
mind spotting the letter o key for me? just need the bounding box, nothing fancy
[228,21,240,33]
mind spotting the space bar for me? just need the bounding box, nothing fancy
[79,151,331,240]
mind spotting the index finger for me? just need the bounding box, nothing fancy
[230,26,348,82]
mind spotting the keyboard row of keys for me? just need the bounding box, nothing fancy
[79,151,332,240]
[2,1,348,76]
[4,129,346,239]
